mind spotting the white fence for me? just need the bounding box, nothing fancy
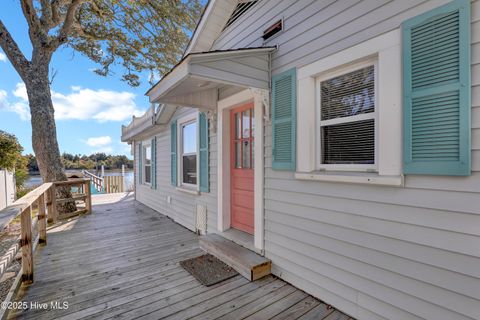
[0,170,15,210]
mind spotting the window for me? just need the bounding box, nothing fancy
[296,30,403,185]
[180,118,198,186]
[143,144,151,184]
[233,108,255,169]
[317,62,377,171]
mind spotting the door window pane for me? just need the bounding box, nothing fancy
[235,142,242,168]
[251,110,255,137]
[251,140,254,167]
[242,140,251,168]
[235,113,242,139]
[242,110,251,138]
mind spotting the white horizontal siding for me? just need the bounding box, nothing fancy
[211,0,480,319]
[134,107,218,234]
[212,0,459,74]
[130,1,480,319]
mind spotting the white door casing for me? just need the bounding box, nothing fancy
[217,88,266,251]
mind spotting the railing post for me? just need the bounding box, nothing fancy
[50,184,57,223]
[38,193,47,245]
[21,206,34,284]
[85,180,92,214]
[46,187,53,223]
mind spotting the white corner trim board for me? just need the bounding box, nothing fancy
[296,28,402,178]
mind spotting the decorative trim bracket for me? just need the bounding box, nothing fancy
[250,88,270,122]
[199,108,218,134]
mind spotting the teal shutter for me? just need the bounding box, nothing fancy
[199,112,209,192]
[138,142,142,184]
[272,68,296,170]
[403,0,471,176]
[151,137,157,189]
[170,120,177,186]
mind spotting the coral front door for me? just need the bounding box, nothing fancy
[230,103,254,234]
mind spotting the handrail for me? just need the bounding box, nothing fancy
[82,170,102,181]
[82,170,104,192]
[0,178,92,284]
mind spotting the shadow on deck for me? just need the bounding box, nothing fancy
[8,193,352,320]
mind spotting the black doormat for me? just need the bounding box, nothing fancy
[180,254,238,286]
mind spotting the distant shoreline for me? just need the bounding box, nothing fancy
[28,168,134,175]
[26,170,135,189]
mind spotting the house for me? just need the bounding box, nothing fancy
[0,169,15,210]
[121,0,480,319]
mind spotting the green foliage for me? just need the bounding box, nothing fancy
[27,152,134,172]
[0,130,23,171]
[15,155,29,190]
[68,0,203,86]
[0,130,30,194]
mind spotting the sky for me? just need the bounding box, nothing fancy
[0,1,159,158]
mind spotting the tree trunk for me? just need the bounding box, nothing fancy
[25,61,76,214]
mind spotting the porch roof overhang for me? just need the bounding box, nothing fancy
[121,105,164,142]
[146,47,276,109]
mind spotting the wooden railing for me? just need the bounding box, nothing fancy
[103,176,125,193]
[0,179,92,285]
[82,170,103,192]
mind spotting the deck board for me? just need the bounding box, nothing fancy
[7,192,352,320]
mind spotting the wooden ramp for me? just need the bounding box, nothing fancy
[200,233,271,281]
[7,193,353,320]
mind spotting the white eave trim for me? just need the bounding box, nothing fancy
[147,47,276,107]
[185,0,216,55]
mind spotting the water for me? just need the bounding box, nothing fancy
[25,170,135,190]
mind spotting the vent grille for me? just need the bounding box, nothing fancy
[263,20,283,41]
[224,1,257,30]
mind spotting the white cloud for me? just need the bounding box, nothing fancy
[0,52,6,62]
[0,86,30,120]
[85,136,112,147]
[0,90,7,104]
[82,136,115,154]
[1,83,144,122]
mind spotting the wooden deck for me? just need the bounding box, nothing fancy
[8,193,352,320]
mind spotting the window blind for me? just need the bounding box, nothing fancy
[320,65,375,165]
[322,119,375,164]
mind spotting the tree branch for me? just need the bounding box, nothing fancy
[40,0,54,29]
[49,0,89,49]
[20,0,46,46]
[51,0,72,28]
[0,19,30,80]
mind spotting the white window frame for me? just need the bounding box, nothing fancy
[295,29,403,186]
[315,59,379,172]
[142,142,152,185]
[177,112,199,190]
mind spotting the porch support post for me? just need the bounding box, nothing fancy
[251,88,268,252]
